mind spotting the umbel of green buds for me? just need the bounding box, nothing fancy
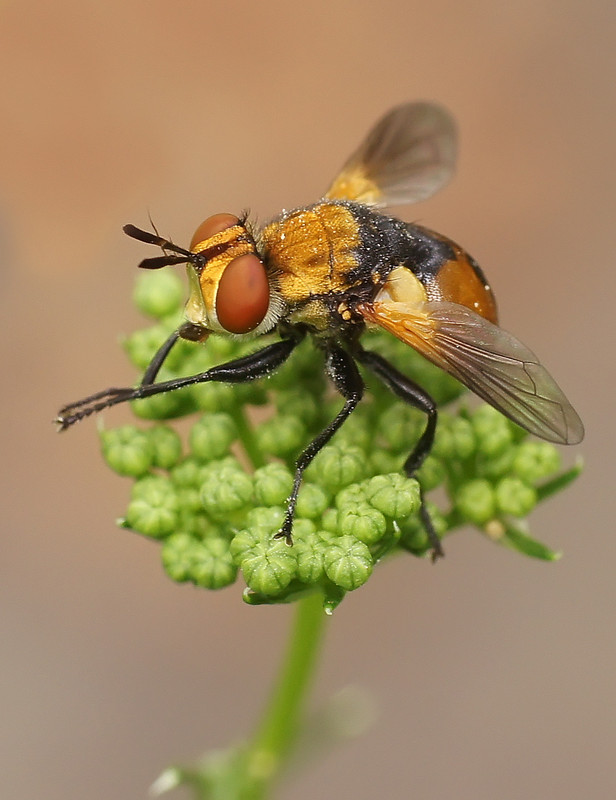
[99,271,581,609]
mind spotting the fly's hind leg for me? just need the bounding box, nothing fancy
[355,347,443,560]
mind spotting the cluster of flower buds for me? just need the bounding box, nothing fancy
[98,271,581,609]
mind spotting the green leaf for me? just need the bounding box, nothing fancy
[536,459,583,501]
[498,523,562,561]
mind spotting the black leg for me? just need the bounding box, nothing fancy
[355,347,443,559]
[141,330,181,386]
[57,336,301,429]
[356,348,437,473]
[56,330,181,416]
[274,345,364,545]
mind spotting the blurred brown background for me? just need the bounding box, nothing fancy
[2,1,614,798]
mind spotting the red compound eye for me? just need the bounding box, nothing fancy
[190,213,239,251]
[215,254,270,334]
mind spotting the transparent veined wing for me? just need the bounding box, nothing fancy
[326,102,457,208]
[359,298,584,445]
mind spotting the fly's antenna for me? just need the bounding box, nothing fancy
[123,224,200,270]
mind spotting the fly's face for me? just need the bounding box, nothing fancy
[185,213,285,339]
[123,214,285,341]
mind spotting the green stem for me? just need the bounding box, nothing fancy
[243,591,328,798]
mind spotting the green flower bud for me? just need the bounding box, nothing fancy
[161,533,237,588]
[296,483,329,519]
[123,326,172,371]
[294,533,327,584]
[176,487,205,516]
[244,506,286,533]
[170,457,204,488]
[100,425,153,477]
[236,534,297,595]
[307,444,366,491]
[512,441,562,484]
[200,465,253,519]
[148,425,183,469]
[274,390,320,428]
[177,510,213,538]
[198,455,244,481]
[377,404,423,453]
[364,474,420,519]
[452,417,476,458]
[331,411,372,450]
[131,474,176,501]
[125,477,179,538]
[320,508,339,532]
[189,413,237,462]
[456,479,496,525]
[431,414,455,460]
[256,414,306,458]
[337,504,387,544]
[230,529,261,564]
[335,483,368,510]
[472,405,513,457]
[433,415,476,461]
[160,533,196,582]
[475,447,516,480]
[323,536,373,591]
[253,463,294,507]
[193,382,237,413]
[495,477,537,517]
[133,270,185,319]
[189,537,237,589]
[288,518,317,539]
[318,529,339,546]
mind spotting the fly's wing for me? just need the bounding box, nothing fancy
[360,299,584,445]
[325,102,457,208]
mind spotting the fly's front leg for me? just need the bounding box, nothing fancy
[57,329,182,419]
[140,330,181,386]
[275,345,364,545]
[56,336,301,429]
[355,347,443,559]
